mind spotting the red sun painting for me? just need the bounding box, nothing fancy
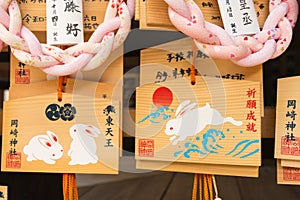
[152,87,173,107]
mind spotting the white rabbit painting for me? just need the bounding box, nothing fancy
[68,124,101,165]
[23,131,64,164]
[165,100,243,145]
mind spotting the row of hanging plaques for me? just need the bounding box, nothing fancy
[0,0,298,186]
[2,37,264,178]
[1,0,266,176]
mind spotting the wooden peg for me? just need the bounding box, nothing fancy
[190,42,197,85]
[57,76,67,102]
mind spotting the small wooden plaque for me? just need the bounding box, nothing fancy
[2,93,119,174]
[275,76,300,161]
[136,76,261,168]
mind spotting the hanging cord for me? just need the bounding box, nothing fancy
[199,174,202,200]
[212,175,222,200]
[203,174,213,200]
[192,173,199,200]
[63,173,78,200]
[192,174,221,200]
[208,175,214,200]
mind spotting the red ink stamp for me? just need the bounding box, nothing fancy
[139,139,154,157]
[6,153,21,168]
[281,136,300,156]
[283,167,300,181]
[15,69,30,84]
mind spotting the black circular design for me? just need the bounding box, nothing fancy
[45,104,61,121]
[59,103,77,121]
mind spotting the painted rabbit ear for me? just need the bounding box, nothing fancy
[175,100,191,116]
[38,137,52,149]
[46,131,59,143]
[177,102,197,117]
[84,126,100,137]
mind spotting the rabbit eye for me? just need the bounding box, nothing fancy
[52,154,55,156]
[61,150,63,152]
[74,129,77,132]
[170,127,173,130]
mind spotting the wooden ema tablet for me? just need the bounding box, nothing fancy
[140,0,269,30]
[136,76,261,167]
[275,76,300,161]
[140,37,264,116]
[277,160,300,185]
[1,93,119,174]
[18,1,110,32]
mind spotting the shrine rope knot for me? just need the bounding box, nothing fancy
[0,0,135,76]
[164,0,298,67]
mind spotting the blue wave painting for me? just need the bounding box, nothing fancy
[174,129,225,158]
[138,106,174,124]
[202,129,225,153]
[173,129,259,160]
[226,139,260,158]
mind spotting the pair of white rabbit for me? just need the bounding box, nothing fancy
[165,100,243,145]
[23,124,101,165]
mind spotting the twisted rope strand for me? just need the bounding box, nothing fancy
[164,0,298,67]
[0,0,134,76]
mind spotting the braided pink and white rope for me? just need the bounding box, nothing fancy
[165,0,298,67]
[0,0,134,76]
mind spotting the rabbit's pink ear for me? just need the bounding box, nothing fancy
[177,102,197,117]
[38,137,52,149]
[85,129,98,137]
[46,131,59,143]
[84,125,100,137]
[175,100,190,116]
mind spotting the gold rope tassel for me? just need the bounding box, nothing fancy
[192,173,199,200]
[63,173,78,200]
[192,174,221,200]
